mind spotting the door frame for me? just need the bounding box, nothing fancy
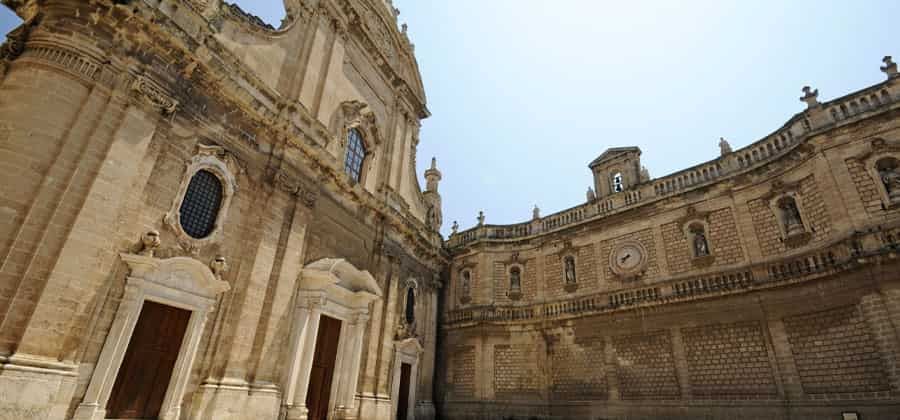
[73,253,230,420]
[390,338,423,420]
[282,258,382,420]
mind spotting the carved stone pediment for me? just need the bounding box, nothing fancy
[119,254,230,298]
[301,258,383,307]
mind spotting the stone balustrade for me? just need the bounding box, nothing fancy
[444,223,899,326]
[447,75,900,250]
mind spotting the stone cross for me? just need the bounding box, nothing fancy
[882,56,898,79]
[800,86,819,108]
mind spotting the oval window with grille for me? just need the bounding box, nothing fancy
[179,169,223,239]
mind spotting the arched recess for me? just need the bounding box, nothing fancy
[281,258,382,420]
[73,254,230,420]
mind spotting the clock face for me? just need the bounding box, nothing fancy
[610,241,647,276]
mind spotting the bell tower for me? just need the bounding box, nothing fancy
[589,147,643,199]
[423,157,443,232]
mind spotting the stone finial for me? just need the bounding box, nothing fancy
[586,187,597,202]
[532,205,541,220]
[451,220,459,235]
[719,137,733,156]
[402,23,408,35]
[210,256,228,278]
[424,157,442,193]
[138,230,161,257]
[477,211,485,226]
[882,56,898,79]
[800,86,819,108]
[640,166,651,182]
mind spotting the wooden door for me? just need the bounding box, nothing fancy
[396,362,412,420]
[306,315,342,420]
[106,301,191,419]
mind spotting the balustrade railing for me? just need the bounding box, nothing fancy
[444,225,900,326]
[446,77,899,250]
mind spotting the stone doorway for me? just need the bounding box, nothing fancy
[306,315,342,420]
[395,363,412,420]
[106,301,191,418]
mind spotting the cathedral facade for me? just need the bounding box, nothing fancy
[0,1,444,420]
[2,1,900,420]
[440,61,900,419]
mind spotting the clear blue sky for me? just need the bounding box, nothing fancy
[3,2,896,237]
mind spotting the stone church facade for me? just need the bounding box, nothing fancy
[0,1,444,420]
[440,61,900,419]
[2,1,900,420]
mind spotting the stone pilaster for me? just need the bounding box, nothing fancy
[766,318,805,400]
[669,327,692,400]
[860,293,900,393]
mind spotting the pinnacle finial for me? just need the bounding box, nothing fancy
[882,56,898,79]
[800,86,819,108]
[431,156,437,170]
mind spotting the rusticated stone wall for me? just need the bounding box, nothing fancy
[784,305,891,395]
[682,321,777,399]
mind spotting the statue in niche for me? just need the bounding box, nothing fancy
[509,267,521,292]
[878,159,900,202]
[692,227,710,257]
[461,271,471,297]
[564,256,577,284]
[779,197,805,237]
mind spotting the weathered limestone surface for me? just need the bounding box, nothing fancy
[0,1,442,420]
[441,60,900,419]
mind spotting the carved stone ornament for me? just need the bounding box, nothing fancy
[164,144,239,253]
[274,170,318,208]
[800,86,820,108]
[882,56,898,79]
[210,256,228,279]
[137,230,161,257]
[131,75,178,115]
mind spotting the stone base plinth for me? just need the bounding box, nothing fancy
[0,355,78,420]
[189,379,281,420]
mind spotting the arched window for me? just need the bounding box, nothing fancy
[612,172,624,193]
[405,287,415,325]
[179,169,223,239]
[344,128,366,183]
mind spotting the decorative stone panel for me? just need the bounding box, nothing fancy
[663,208,745,274]
[493,344,541,399]
[549,336,607,400]
[493,258,536,304]
[544,244,598,299]
[682,321,777,399]
[599,229,660,284]
[750,175,832,256]
[611,330,680,400]
[783,305,890,395]
[848,158,887,215]
[451,345,476,398]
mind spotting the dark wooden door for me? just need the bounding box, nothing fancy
[396,362,412,420]
[306,315,342,420]
[106,301,191,419]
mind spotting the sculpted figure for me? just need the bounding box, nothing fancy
[509,267,521,292]
[693,230,710,257]
[780,198,805,236]
[564,256,577,284]
[880,165,900,202]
